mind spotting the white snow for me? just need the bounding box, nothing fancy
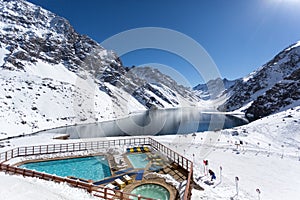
[285,41,300,52]
[0,47,9,66]
[24,60,77,84]
[0,68,147,140]
[155,106,300,200]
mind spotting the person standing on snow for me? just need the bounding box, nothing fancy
[208,169,216,181]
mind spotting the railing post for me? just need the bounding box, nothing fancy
[104,188,107,199]
[120,190,124,199]
[186,159,188,171]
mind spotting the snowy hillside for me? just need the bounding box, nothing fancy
[131,66,200,108]
[245,67,300,121]
[0,0,201,138]
[221,41,300,116]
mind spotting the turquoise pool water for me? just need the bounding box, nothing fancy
[19,156,111,181]
[131,184,170,200]
[127,153,149,168]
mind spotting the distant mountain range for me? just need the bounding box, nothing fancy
[194,41,300,121]
[193,78,236,100]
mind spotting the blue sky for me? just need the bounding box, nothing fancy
[28,0,300,87]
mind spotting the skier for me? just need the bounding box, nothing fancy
[208,169,216,181]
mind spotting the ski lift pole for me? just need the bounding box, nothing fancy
[281,145,284,159]
[235,176,239,199]
[220,166,223,183]
[256,188,261,200]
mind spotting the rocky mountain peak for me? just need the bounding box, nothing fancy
[221,41,300,120]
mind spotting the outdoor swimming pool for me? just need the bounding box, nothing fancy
[131,184,170,200]
[19,156,111,181]
[126,153,149,168]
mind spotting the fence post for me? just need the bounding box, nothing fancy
[220,166,223,183]
[104,188,107,199]
[235,176,239,199]
[120,190,124,199]
[256,188,261,200]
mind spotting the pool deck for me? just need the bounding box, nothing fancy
[104,151,187,199]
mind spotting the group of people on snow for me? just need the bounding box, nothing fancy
[203,159,216,181]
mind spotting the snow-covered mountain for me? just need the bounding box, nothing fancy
[130,66,200,108]
[219,41,300,120]
[0,0,200,138]
[193,78,236,100]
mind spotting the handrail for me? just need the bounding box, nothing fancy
[0,137,193,200]
[147,138,193,200]
[0,163,152,200]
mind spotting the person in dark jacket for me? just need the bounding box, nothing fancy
[208,169,216,181]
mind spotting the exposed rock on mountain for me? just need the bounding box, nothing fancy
[221,41,300,119]
[245,67,300,121]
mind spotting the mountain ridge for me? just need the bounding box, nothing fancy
[222,41,300,120]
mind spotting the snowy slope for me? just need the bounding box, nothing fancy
[157,106,300,200]
[221,41,300,116]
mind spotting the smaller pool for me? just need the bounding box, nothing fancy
[19,156,111,181]
[131,184,170,200]
[127,153,149,168]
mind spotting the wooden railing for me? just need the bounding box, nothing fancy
[148,138,193,199]
[0,137,193,200]
[0,137,150,163]
[0,163,152,200]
